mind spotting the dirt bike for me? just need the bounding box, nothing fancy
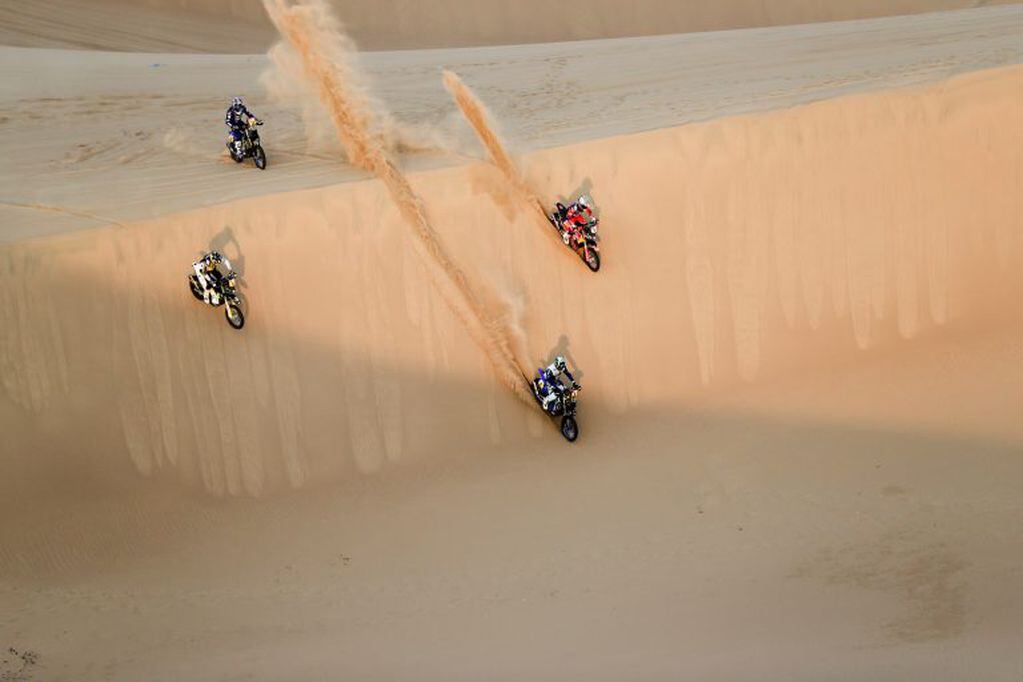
[189,272,245,330]
[547,207,601,272]
[227,118,267,170]
[530,374,581,442]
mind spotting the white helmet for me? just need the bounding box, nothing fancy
[577,195,590,209]
[554,355,567,372]
[231,96,244,108]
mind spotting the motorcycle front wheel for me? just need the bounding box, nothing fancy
[254,146,267,170]
[225,303,245,330]
[188,276,204,301]
[583,247,601,273]
[560,415,579,442]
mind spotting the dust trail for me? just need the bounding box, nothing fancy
[442,70,550,225]
[259,10,447,159]
[261,0,532,404]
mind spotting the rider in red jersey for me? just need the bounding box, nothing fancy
[553,195,594,245]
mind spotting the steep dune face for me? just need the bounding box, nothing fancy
[4,0,1023,52]
[2,65,1021,502]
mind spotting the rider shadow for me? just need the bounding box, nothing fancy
[206,225,247,288]
[544,334,585,383]
[555,177,598,213]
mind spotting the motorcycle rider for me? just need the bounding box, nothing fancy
[192,251,235,306]
[535,355,579,414]
[225,96,261,158]
[553,195,595,245]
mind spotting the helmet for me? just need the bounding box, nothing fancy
[554,355,567,372]
[576,195,590,209]
[231,96,244,109]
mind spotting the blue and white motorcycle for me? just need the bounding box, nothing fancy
[530,370,582,442]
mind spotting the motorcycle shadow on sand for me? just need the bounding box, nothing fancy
[545,334,585,384]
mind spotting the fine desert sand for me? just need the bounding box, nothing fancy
[1,1,1022,680]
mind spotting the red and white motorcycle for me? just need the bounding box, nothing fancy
[546,202,601,272]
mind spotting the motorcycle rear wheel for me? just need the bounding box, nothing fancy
[560,415,579,442]
[225,303,245,330]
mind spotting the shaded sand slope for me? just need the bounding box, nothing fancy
[4,395,1023,680]
[3,0,1023,52]
[5,5,1023,242]
[2,66,1023,679]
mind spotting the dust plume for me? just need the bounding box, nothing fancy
[259,11,446,158]
[261,0,532,403]
[442,70,550,225]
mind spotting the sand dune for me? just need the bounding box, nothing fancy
[4,62,1021,490]
[2,2,1023,680]
[3,63,1023,675]
[4,0,1023,52]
